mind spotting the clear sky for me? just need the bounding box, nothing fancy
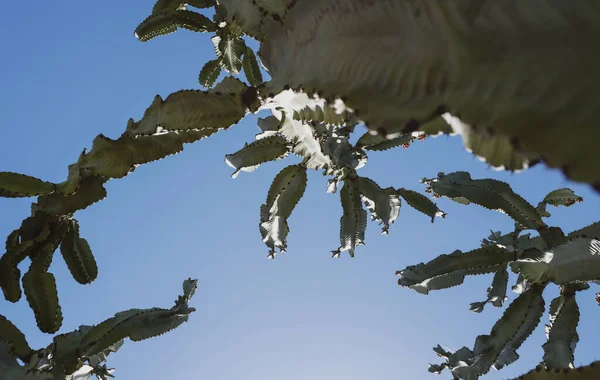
[1,2,599,380]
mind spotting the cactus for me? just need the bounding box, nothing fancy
[512,361,600,380]
[2,0,600,378]
[398,175,600,378]
[0,278,197,380]
[254,0,600,187]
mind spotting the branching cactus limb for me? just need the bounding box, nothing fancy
[512,361,600,380]
[516,237,600,285]
[260,164,308,258]
[332,179,367,259]
[542,284,587,370]
[397,246,516,295]
[430,284,547,378]
[469,267,509,313]
[0,278,197,380]
[128,0,600,267]
[0,76,252,331]
[422,171,546,230]
[148,0,600,187]
[399,175,600,378]
[254,0,600,187]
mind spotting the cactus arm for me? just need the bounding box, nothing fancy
[469,267,509,313]
[260,165,307,258]
[59,220,98,285]
[397,246,516,295]
[0,316,32,363]
[356,133,414,152]
[254,0,600,187]
[135,9,217,42]
[542,189,584,208]
[225,135,291,178]
[568,222,600,240]
[396,188,445,223]
[22,270,62,334]
[513,361,600,380]
[332,180,367,258]
[425,171,545,229]
[542,286,584,370]
[355,177,401,235]
[516,237,600,284]
[0,173,55,198]
[277,113,332,170]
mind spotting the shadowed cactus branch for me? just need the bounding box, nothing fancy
[0,76,251,331]
[260,164,307,258]
[396,188,445,223]
[542,284,587,370]
[512,361,600,380]
[400,175,600,378]
[422,171,545,230]
[397,246,515,295]
[251,0,600,188]
[2,1,600,378]
[0,278,197,380]
[0,173,55,198]
[332,179,367,258]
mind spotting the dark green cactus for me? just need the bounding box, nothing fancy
[260,165,307,258]
[512,361,600,380]
[60,220,98,285]
[0,278,197,380]
[398,175,600,378]
[1,1,600,379]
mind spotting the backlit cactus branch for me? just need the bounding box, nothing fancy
[512,361,600,380]
[0,78,253,332]
[1,0,600,378]
[399,175,600,378]
[0,278,197,380]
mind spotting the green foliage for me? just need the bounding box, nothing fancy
[355,177,400,235]
[397,246,515,295]
[198,58,222,88]
[332,180,367,258]
[396,188,445,223]
[255,0,600,187]
[215,34,246,74]
[398,177,599,378]
[513,360,600,380]
[543,287,583,370]
[356,132,414,152]
[0,315,32,362]
[1,1,600,378]
[242,46,263,87]
[516,237,600,284]
[60,220,98,285]
[423,171,545,229]
[469,267,509,313]
[22,270,63,334]
[0,240,32,302]
[152,0,214,13]
[0,278,196,380]
[135,9,216,42]
[0,172,55,198]
[260,165,307,258]
[225,134,291,178]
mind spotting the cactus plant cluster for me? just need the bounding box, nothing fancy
[1,0,599,378]
[0,279,197,380]
[398,174,600,378]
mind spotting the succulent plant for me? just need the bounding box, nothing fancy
[399,174,599,378]
[0,278,197,380]
[1,0,599,378]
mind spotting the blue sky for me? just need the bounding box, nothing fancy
[1,2,599,379]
